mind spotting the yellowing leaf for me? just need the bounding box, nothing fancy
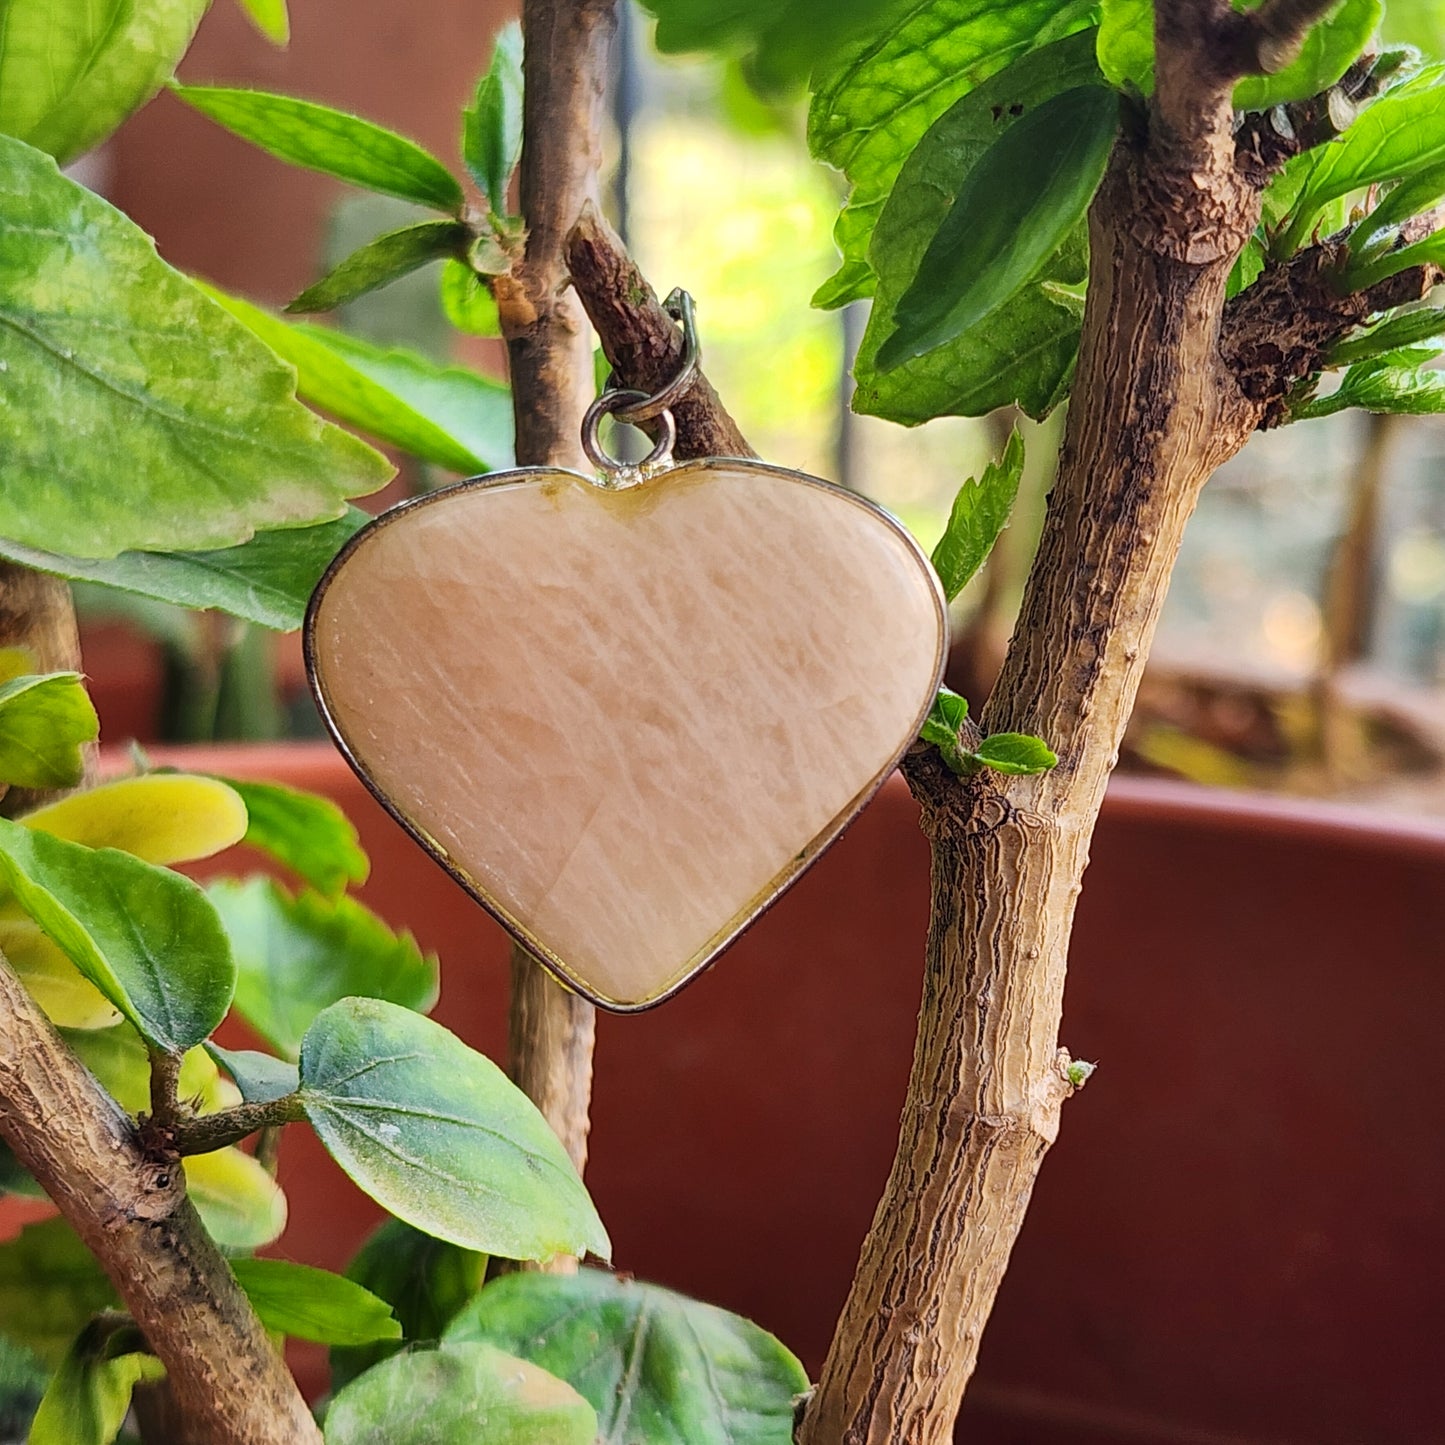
[1,919,119,1029]
[184,1148,287,1250]
[23,775,248,865]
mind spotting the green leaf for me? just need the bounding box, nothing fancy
[204,286,512,473]
[974,731,1059,774]
[0,817,234,1052]
[0,672,97,789]
[919,687,972,773]
[643,0,900,94]
[852,32,1101,422]
[298,998,610,1262]
[216,776,369,895]
[880,85,1116,369]
[1234,0,1383,111]
[0,0,208,165]
[0,1220,116,1367]
[235,0,290,45]
[1278,63,1445,253]
[463,23,524,212]
[230,1259,401,1346]
[1350,163,1445,255]
[28,1320,157,1445]
[289,221,469,314]
[0,509,369,633]
[808,0,1095,307]
[331,1218,486,1391]
[439,259,502,336]
[1294,353,1445,417]
[0,135,391,559]
[300,325,514,472]
[182,1147,287,1249]
[209,877,437,1061]
[170,84,464,213]
[930,429,1025,600]
[1097,0,1153,91]
[324,1341,597,1445]
[1324,306,1445,365]
[446,1270,811,1445]
[204,1043,301,1104]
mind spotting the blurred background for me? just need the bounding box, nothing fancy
[72,0,1445,815]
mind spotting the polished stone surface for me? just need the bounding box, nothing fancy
[309,461,945,1007]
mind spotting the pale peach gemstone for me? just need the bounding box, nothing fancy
[309,462,945,1007]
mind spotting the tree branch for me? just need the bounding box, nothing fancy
[565,202,755,460]
[1220,242,1445,424]
[166,1096,306,1158]
[495,0,618,1237]
[0,952,320,1444]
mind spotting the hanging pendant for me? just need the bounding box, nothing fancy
[305,301,947,1010]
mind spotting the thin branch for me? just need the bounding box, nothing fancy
[147,1047,183,1131]
[1220,242,1445,424]
[565,202,755,460]
[496,0,617,1233]
[0,952,320,1444]
[168,1096,306,1158]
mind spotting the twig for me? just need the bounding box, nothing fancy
[147,1047,183,1131]
[169,1096,306,1157]
[496,0,617,1238]
[565,203,754,459]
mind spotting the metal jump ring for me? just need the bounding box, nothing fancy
[607,288,700,427]
[581,387,677,477]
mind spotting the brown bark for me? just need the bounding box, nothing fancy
[0,956,321,1445]
[796,2,1404,1440]
[565,203,755,460]
[496,0,617,1219]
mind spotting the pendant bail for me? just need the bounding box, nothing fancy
[580,288,698,485]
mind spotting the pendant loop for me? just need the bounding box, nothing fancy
[607,289,700,425]
[581,388,677,480]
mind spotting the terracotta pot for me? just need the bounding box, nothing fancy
[6,746,1442,1442]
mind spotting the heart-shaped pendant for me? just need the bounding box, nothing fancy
[306,458,946,1009]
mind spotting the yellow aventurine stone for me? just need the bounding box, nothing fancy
[308,460,946,1009]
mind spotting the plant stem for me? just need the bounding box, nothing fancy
[495,0,617,1228]
[0,953,320,1445]
[170,1096,307,1157]
[796,1,1397,1438]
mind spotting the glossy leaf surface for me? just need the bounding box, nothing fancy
[0,673,97,789]
[324,1341,597,1445]
[298,999,609,1261]
[930,429,1025,600]
[0,818,234,1051]
[0,510,369,633]
[206,287,510,474]
[231,1259,401,1345]
[22,774,247,866]
[807,0,1094,306]
[217,776,368,895]
[182,1147,288,1249]
[447,1270,810,1445]
[880,85,1116,369]
[209,877,436,1060]
[0,0,207,164]
[853,32,1100,421]
[463,22,524,211]
[171,84,464,212]
[974,732,1059,774]
[0,135,390,558]
[289,221,469,314]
